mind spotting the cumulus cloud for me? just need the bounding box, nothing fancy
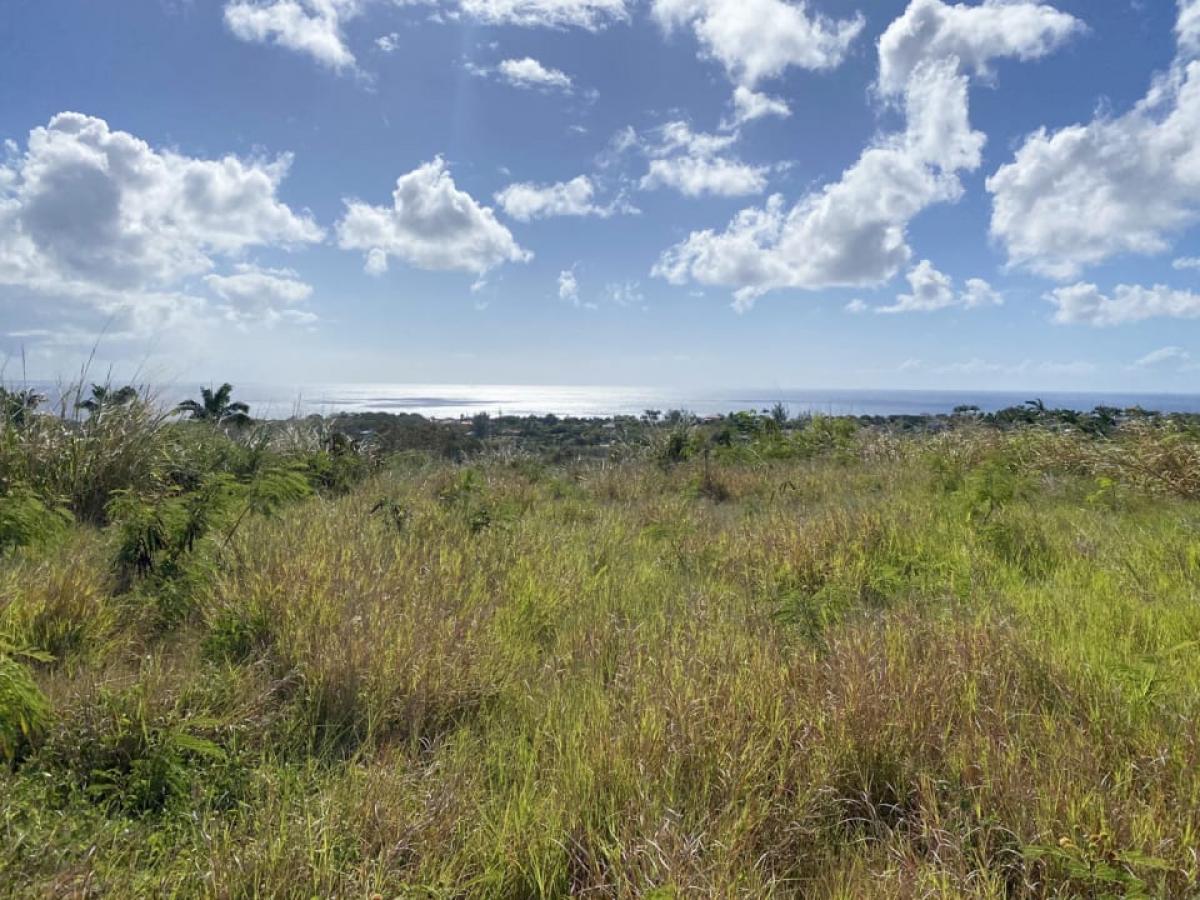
[641,156,768,197]
[204,263,317,325]
[497,57,574,91]
[1046,282,1200,326]
[336,156,531,275]
[1130,346,1191,368]
[989,2,1200,279]
[0,111,322,335]
[1180,0,1200,55]
[224,0,361,70]
[650,0,865,87]
[876,259,1001,313]
[495,175,628,220]
[457,0,629,29]
[877,0,1081,95]
[639,121,768,197]
[1176,256,1200,269]
[725,86,791,128]
[652,0,1080,310]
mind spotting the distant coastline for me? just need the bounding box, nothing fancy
[19,382,1200,421]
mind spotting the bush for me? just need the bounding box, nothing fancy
[38,683,225,815]
[0,487,72,553]
[0,641,52,765]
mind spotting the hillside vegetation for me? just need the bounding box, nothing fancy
[2,387,1200,897]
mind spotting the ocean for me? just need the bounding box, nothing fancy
[124,384,1200,420]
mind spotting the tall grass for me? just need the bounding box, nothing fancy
[2,405,1200,895]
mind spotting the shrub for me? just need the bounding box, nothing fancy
[39,683,225,815]
[0,390,178,524]
[0,487,72,553]
[0,547,118,665]
[0,640,52,765]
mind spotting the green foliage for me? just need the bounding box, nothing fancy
[6,417,1200,895]
[0,382,178,524]
[0,387,45,428]
[650,417,698,468]
[963,456,1022,523]
[0,638,53,765]
[40,684,225,815]
[176,383,252,426]
[203,603,274,664]
[0,486,72,553]
[76,384,138,416]
[1026,834,1172,897]
[976,511,1058,579]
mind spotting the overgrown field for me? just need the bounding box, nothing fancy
[3,400,1200,896]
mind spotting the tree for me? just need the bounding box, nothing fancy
[0,388,45,428]
[471,412,492,439]
[176,384,251,426]
[77,384,138,415]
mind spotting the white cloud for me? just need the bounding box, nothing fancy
[1046,282,1200,326]
[725,86,791,128]
[495,175,624,220]
[989,3,1200,279]
[844,298,868,314]
[1131,346,1191,368]
[900,357,1096,377]
[656,121,738,157]
[224,0,361,71]
[204,263,316,325]
[228,0,630,71]
[336,156,532,275]
[651,0,865,87]
[1176,256,1200,270]
[497,57,573,91]
[960,278,1003,309]
[639,120,768,197]
[877,0,1081,95]
[364,248,389,275]
[457,0,629,29]
[558,268,579,304]
[877,259,1002,313]
[0,111,322,333]
[641,156,768,197]
[1180,0,1200,56]
[653,0,1080,310]
[605,281,644,306]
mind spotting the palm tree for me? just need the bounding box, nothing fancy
[176,383,251,426]
[77,384,138,415]
[0,388,46,427]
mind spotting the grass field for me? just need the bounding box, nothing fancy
[2,401,1200,897]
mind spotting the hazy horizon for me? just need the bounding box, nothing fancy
[16,378,1200,421]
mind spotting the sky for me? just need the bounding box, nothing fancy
[3,0,1200,392]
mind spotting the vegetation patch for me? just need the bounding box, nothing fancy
[2,386,1200,896]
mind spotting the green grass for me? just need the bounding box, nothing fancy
[2,421,1200,896]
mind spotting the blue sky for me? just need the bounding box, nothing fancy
[3,0,1200,391]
